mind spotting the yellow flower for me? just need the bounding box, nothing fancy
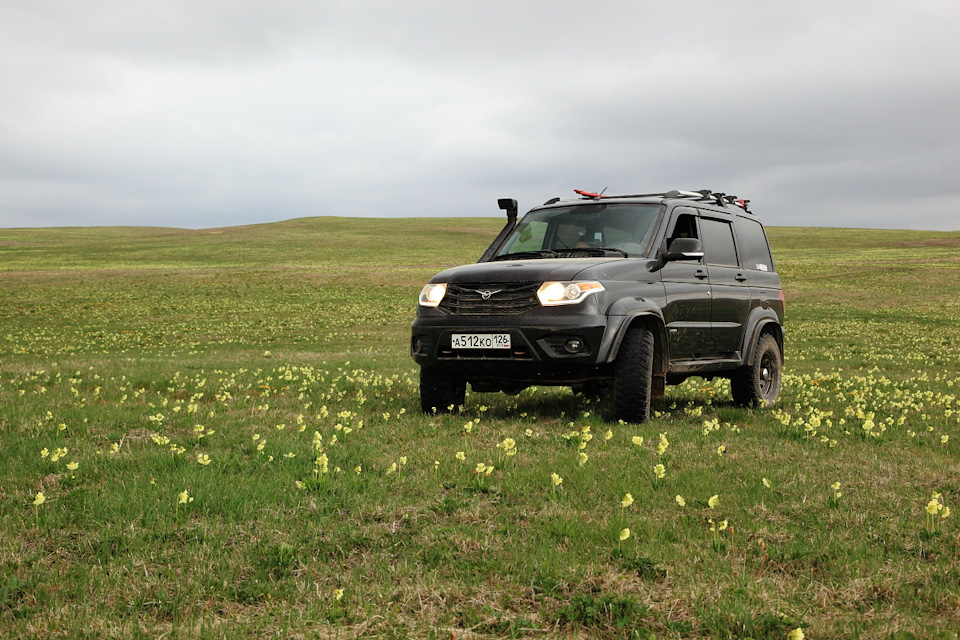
[716,445,726,456]
[475,462,486,474]
[942,506,951,519]
[66,461,79,471]
[762,477,771,488]
[926,499,941,515]
[551,473,563,487]
[354,465,362,474]
[333,588,344,601]
[708,495,719,509]
[178,490,193,504]
[40,448,49,459]
[631,435,644,447]
[653,463,666,479]
[942,435,950,445]
[197,453,211,466]
[621,493,634,508]
[33,491,46,506]
[787,628,805,640]
[619,528,631,542]
[656,433,669,456]
[604,430,613,440]
[455,451,466,462]
[295,480,306,490]
[578,452,588,466]
[675,495,686,507]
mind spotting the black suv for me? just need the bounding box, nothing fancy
[411,189,784,423]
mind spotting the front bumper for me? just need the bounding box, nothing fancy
[410,312,611,385]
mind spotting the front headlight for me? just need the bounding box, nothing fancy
[419,283,447,307]
[537,281,605,306]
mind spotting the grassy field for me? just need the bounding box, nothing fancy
[2,217,960,639]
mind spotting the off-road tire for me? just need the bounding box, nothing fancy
[731,333,782,407]
[419,367,466,414]
[613,326,655,424]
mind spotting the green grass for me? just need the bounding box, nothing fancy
[2,219,960,638]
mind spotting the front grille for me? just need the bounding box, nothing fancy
[439,282,540,316]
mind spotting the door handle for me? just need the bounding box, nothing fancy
[695,270,708,280]
[735,273,747,282]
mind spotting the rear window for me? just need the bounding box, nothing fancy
[733,216,775,272]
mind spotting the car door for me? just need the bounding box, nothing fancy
[732,212,785,326]
[698,213,751,357]
[659,207,712,360]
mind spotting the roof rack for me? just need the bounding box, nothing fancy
[662,190,751,212]
[566,188,751,213]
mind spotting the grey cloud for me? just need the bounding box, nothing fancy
[1,1,959,230]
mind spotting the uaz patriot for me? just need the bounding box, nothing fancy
[411,189,784,423]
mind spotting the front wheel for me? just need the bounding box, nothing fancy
[731,333,782,407]
[613,326,655,424]
[419,367,466,414]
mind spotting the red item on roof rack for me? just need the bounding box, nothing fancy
[574,189,606,199]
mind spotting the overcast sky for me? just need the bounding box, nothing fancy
[2,1,958,231]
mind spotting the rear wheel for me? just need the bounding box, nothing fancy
[613,326,655,424]
[731,333,782,407]
[419,367,466,414]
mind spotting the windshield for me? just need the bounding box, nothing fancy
[495,203,662,259]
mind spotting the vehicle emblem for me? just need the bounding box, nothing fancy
[475,289,502,300]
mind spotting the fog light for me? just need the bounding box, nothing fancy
[564,338,584,354]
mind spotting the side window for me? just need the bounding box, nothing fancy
[668,213,699,241]
[733,216,775,272]
[699,218,739,267]
[665,212,701,261]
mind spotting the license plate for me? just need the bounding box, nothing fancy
[451,333,511,349]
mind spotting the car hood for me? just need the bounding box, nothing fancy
[429,258,649,284]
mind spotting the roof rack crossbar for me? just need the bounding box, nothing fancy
[550,189,752,213]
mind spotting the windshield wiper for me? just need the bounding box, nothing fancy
[555,247,630,257]
[492,250,558,261]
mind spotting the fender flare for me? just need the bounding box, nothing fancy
[598,299,668,377]
[740,309,784,365]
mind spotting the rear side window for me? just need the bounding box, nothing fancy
[699,217,739,267]
[733,216,775,272]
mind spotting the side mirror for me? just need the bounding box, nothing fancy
[663,237,705,262]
